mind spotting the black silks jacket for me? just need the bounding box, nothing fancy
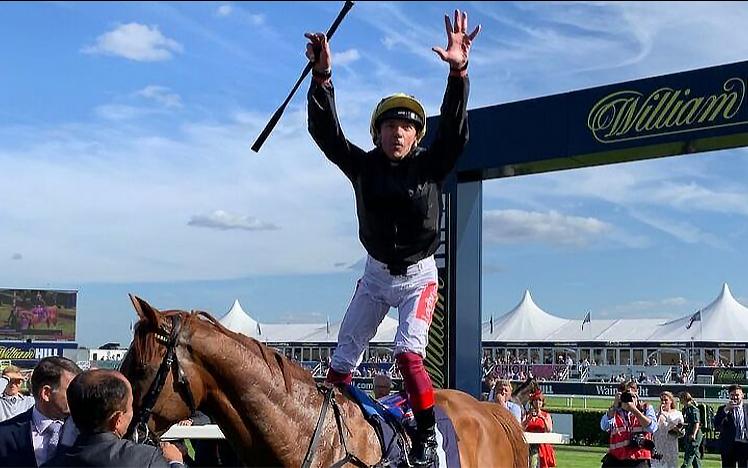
[308,75,470,269]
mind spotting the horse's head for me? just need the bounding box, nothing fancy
[119,295,206,440]
[512,376,539,407]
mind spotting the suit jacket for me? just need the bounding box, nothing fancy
[0,408,37,467]
[714,402,748,455]
[43,431,185,467]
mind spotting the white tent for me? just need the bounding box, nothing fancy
[219,300,259,336]
[653,283,748,342]
[486,290,569,341]
[218,299,319,342]
[298,315,399,343]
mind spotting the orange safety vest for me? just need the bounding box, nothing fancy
[607,406,652,461]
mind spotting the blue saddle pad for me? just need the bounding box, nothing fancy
[344,385,461,468]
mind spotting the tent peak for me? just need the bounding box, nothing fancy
[521,289,535,304]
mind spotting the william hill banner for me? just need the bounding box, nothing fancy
[457,60,748,179]
[587,78,745,144]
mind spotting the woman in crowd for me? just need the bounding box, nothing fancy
[523,390,556,468]
[652,391,684,468]
[678,392,703,468]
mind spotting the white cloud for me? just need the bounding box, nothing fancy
[187,210,279,231]
[94,104,161,121]
[334,49,361,67]
[135,85,183,108]
[215,3,264,25]
[0,107,365,283]
[82,23,183,62]
[483,209,611,247]
[629,210,728,249]
[245,13,265,26]
[216,4,233,17]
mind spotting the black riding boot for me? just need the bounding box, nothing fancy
[409,407,438,467]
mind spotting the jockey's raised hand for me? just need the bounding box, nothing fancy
[432,9,481,70]
[305,32,331,75]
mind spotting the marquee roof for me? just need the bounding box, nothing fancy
[653,283,748,342]
[484,290,569,341]
[218,284,747,345]
[218,300,399,344]
[485,283,747,343]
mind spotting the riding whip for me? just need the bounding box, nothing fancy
[251,1,355,153]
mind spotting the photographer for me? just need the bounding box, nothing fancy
[600,381,658,467]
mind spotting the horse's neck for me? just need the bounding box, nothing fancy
[192,327,376,467]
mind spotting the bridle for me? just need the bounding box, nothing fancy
[130,313,197,444]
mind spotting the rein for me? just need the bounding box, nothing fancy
[302,384,370,468]
[132,313,197,444]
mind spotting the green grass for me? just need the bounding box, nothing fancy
[555,445,721,467]
[545,396,614,410]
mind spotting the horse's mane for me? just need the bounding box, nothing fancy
[188,310,315,394]
[131,309,316,395]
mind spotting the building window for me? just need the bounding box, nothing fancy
[736,349,746,367]
[620,349,630,366]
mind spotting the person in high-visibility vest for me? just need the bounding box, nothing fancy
[600,380,658,468]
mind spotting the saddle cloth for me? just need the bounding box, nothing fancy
[345,385,461,468]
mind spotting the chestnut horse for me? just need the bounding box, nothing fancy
[119,296,528,467]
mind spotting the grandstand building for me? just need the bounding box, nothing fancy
[481,283,747,379]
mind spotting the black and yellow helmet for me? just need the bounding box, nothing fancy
[369,93,427,145]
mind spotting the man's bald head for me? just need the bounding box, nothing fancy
[373,374,392,399]
[67,369,132,434]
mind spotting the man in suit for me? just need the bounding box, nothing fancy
[714,384,748,467]
[44,368,184,467]
[0,356,82,467]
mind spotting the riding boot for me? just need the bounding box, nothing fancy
[409,407,438,467]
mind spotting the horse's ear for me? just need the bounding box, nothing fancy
[129,294,161,326]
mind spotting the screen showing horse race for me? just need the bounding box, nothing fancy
[0,288,77,341]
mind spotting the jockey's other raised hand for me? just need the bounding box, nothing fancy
[432,9,481,71]
[305,32,331,75]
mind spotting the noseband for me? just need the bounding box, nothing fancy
[132,313,197,444]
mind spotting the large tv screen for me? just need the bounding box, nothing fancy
[0,288,77,341]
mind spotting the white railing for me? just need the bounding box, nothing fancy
[161,424,569,446]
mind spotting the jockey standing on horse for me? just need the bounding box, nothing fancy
[306,9,480,467]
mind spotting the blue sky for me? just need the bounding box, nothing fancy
[2,1,748,348]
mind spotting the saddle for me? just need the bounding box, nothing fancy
[344,385,461,468]
[302,384,460,468]
[344,385,414,467]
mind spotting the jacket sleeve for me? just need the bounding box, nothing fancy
[600,412,612,432]
[307,80,366,182]
[714,406,727,428]
[643,404,658,433]
[190,410,211,426]
[424,75,470,181]
[147,446,182,468]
